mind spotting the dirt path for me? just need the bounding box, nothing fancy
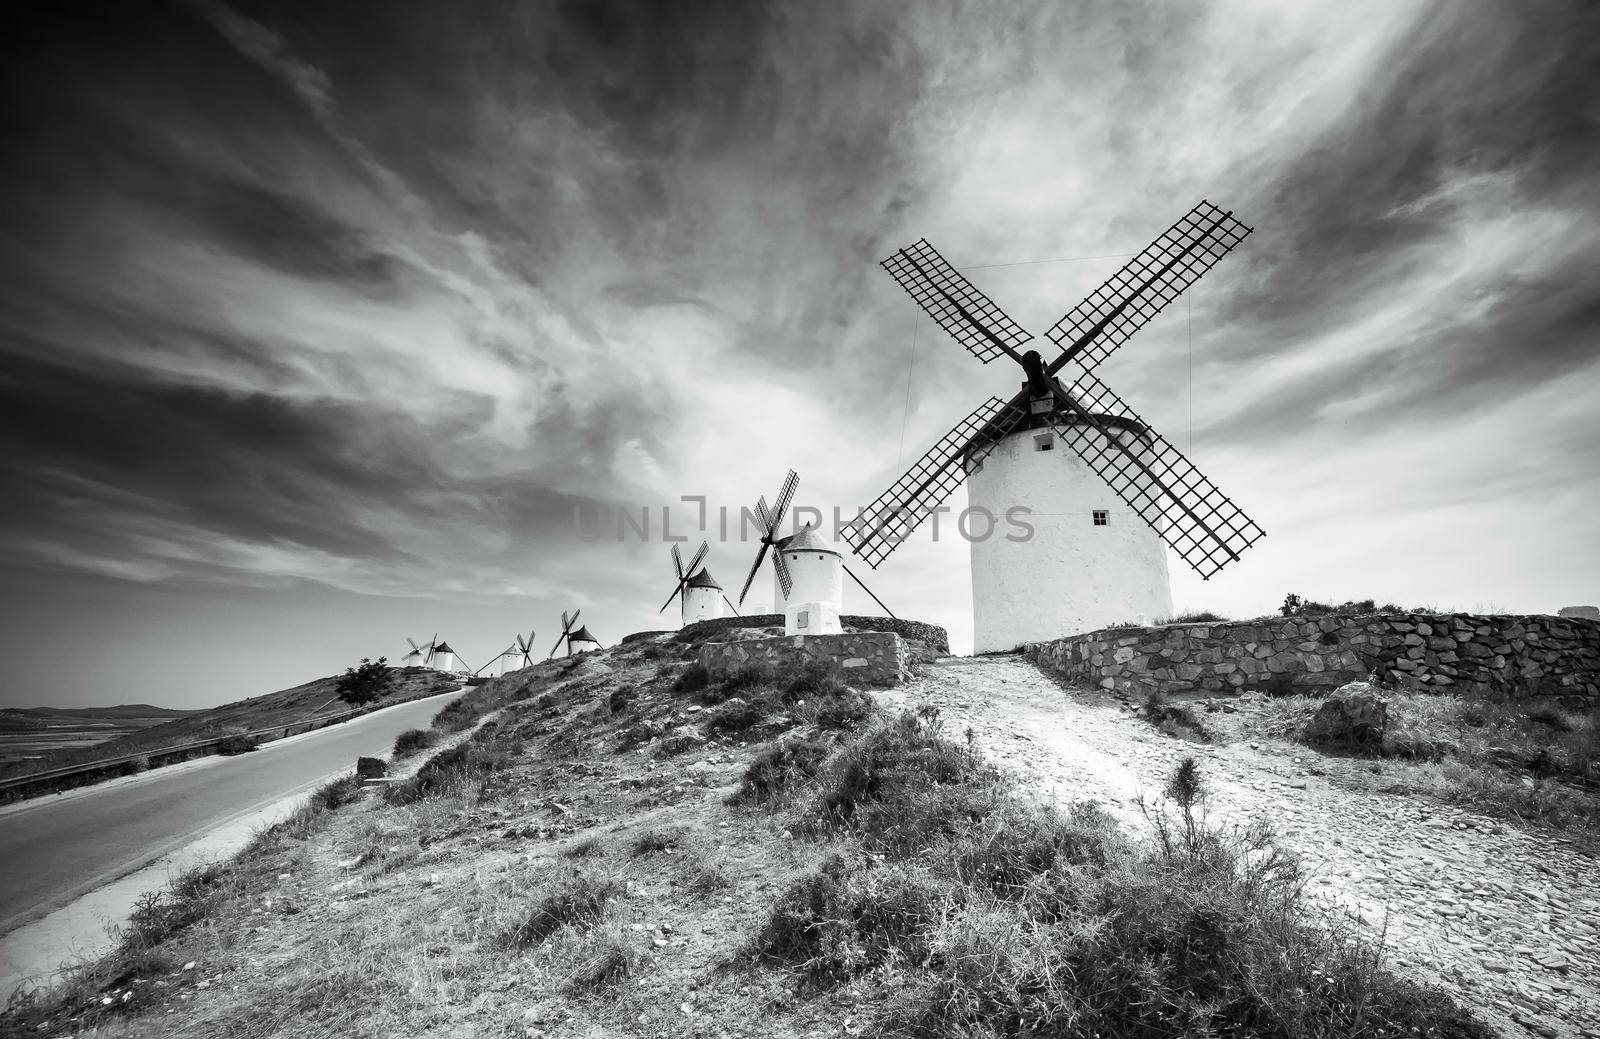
[885,655,1600,1039]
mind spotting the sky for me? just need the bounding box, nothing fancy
[0,0,1596,709]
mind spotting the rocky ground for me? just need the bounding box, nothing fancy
[893,654,1600,1039]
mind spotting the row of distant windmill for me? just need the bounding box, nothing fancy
[405,200,1267,667]
[398,612,600,678]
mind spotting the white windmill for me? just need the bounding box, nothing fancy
[737,471,846,636]
[426,638,463,673]
[548,611,601,657]
[660,542,737,626]
[846,201,1266,652]
[401,637,428,669]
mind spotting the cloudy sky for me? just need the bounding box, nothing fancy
[1,0,1596,709]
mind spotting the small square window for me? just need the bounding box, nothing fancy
[1033,432,1054,452]
[1093,510,1109,526]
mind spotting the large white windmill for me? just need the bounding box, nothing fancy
[846,201,1266,653]
[426,638,465,673]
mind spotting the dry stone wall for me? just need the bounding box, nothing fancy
[698,632,911,688]
[1025,612,1600,706]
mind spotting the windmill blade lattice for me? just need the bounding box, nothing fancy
[1049,373,1265,578]
[881,240,1032,363]
[842,394,1029,568]
[738,470,799,605]
[659,541,710,613]
[1044,201,1251,374]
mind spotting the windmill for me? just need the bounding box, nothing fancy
[549,611,601,657]
[660,542,738,625]
[513,630,537,668]
[737,469,800,609]
[401,637,427,669]
[427,638,464,673]
[845,200,1266,652]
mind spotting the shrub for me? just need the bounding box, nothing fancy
[672,662,712,695]
[310,774,363,811]
[702,696,774,733]
[336,657,396,707]
[502,869,619,947]
[384,741,513,804]
[782,659,848,702]
[392,728,436,757]
[732,739,832,804]
[562,836,603,859]
[630,827,686,856]
[1141,690,1211,741]
[558,929,639,992]
[607,684,636,713]
[215,733,259,756]
[1166,609,1229,624]
[754,854,956,983]
[430,698,478,732]
[809,687,876,731]
[805,708,1000,857]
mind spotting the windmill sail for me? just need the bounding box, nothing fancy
[842,394,1028,568]
[738,470,799,605]
[881,239,1031,363]
[1044,201,1251,374]
[1049,373,1264,578]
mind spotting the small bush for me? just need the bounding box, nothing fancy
[630,827,686,857]
[754,854,955,983]
[702,696,774,733]
[310,774,363,811]
[385,741,513,804]
[808,687,876,731]
[673,662,712,695]
[607,684,636,713]
[215,733,259,756]
[392,728,436,757]
[1141,690,1211,741]
[732,739,832,804]
[430,698,478,732]
[782,659,848,702]
[562,836,603,859]
[558,929,639,992]
[1166,609,1229,623]
[502,869,619,947]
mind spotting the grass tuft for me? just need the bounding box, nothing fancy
[501,868,620,948]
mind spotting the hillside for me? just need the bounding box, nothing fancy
[0,669,458,786]
[10,625,1592,1038]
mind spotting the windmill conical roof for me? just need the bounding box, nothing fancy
[686,568,722,590]
[569,625,599,644]
[432,641,454,653]
[780,523,837,556]
[963,388,1150,459]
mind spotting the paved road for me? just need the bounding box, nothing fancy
[0,689,463,936]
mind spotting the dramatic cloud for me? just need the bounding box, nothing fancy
[0,0,1595,706]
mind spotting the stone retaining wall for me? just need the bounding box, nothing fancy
[698,632,911,688]
[1025,613,1600,706]
[678,615,947,655]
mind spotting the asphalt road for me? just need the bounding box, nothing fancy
[0,688,464,936]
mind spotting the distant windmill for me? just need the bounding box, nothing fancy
[427,638,465,673]
[401,637,427,669]
[660,541,737,625]
[845,200,1265,652]
[549,611,601,657]
[513,630,537,668]
[474,633,531,679]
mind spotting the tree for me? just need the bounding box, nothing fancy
[337,656,395,707]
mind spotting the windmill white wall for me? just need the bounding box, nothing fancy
[967,426,1172,654]
[430,650,458,672]
[683,585,722,624]
[781,526,845,636]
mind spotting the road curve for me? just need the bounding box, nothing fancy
[0,688,464,936]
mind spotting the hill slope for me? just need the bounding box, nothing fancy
[4,630,1545,1038]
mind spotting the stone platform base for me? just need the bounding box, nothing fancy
[698,631,910,688]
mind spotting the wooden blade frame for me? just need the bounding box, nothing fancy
[882,240,1032,363]
[660,541,709,613]
[1045,201,1251,374]
[841,394,1028,568]
[863,201,1263,577]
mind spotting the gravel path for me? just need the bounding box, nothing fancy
[889,655,1600,1039]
